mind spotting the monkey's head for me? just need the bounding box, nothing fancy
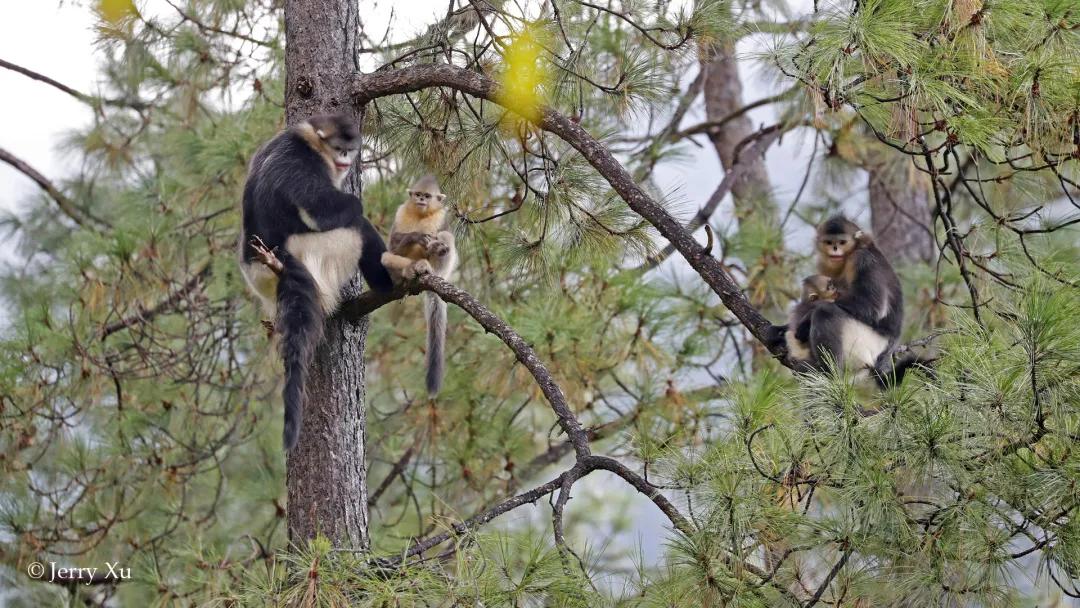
[816,215,870,272]
[408,174,446,216]
[307,114,361,180]
[801,274,837,303]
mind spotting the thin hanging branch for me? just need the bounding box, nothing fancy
[0,146,110,231]
[0,57,148,110]
[100,262,212,339]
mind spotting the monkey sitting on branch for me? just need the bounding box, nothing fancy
[382,175,458,395]
[774,216,924,386]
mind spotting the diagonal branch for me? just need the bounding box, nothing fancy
[350,64,788,364]
[0,146,110,231]
[375,470,571,564]
[640,128,783,271]
[100,262,212,339]
[337,273,800,598]
[0,57,90,102]
[0,58,147,110]
[401,273,591,459]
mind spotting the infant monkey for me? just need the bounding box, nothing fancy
[785,275,838,365]
[382,175,457,394]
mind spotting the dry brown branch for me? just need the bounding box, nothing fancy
[0,146,109,231]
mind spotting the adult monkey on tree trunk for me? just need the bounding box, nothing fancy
[281,0,371,549]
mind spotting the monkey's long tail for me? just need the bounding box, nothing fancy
[424,291,447,395]
[276,250,325,450]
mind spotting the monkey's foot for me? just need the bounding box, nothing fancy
[261,319,276,339]
[404,259,433,280]
[249,236,283,274]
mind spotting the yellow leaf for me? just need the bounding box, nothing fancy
[495,24,550,124]
[97,0,137,23]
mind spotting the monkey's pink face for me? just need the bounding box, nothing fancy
[331,148,358,177]
[409,190,446,213]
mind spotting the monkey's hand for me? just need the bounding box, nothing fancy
[249,236,283,275]
[403,259,434,280]
[425,238,449,258]
[389,231,431,253]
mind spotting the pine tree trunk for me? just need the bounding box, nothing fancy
[700,44,776,217]
[283,0,370,550]
[867,153,935,265]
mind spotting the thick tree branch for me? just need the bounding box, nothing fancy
[0,146,109,231]
[350,64,788,364]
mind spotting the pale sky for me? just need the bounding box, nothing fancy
[0,2,97,221]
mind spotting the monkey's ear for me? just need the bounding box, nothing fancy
[808,294,818,302]
[316,129,327,139]
[436,193,446,202]
[853,230,865,241]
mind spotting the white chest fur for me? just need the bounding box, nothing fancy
[839,321,890,369]
[286,228,364,314]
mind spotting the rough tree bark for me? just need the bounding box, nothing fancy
[283,0,369,549]
[867,152,936,264]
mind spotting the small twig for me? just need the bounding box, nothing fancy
[100,262,212,339]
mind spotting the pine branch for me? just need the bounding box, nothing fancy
[640,127,782,270]
[0,145,110,231]
[0,57,90,102]
[0,57,147,109]
[350,64,789,364]
[669,89,792,141]
[100,262,212,339]
[415,273,591,458]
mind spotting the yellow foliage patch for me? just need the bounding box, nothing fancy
[495,24,550,125]
[97,0,137,23]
